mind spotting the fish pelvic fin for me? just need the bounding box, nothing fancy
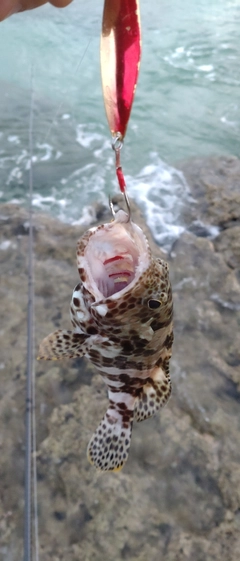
[134,364,171,422]
[37,330,89,360]
[87,392,135,472]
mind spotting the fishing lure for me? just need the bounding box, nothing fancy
[101,0,141,198]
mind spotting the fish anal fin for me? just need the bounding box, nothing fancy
[134,366,171,422]
[37,330,89,361]
[87,397,134,472]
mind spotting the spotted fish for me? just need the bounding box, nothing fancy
[38,209,173,472]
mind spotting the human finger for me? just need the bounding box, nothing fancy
[0,0,72,21]
[0,0,22,20]
[49,0,72,7]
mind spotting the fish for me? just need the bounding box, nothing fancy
[38,209,173,472]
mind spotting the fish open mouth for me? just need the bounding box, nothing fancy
[103,254,135,296]
[82,212,150,299]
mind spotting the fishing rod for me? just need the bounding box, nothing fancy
[23,72,39,561]
[23,71,34,561]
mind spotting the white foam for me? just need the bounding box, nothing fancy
[67,163,95,179]
[76,124,104,148]
[164,44,215,78]
[72,205,98,228]
[0,240,15,250]
[221,116,237,128]
[93,139,111,159]
[175,46,185,54]
[198,64,214,72]
[16,149,28,165]
[36,143,53,162]
[32,193,57,208]
[7,135,20,144]
[6,167,22,185]
[127,154,190,250]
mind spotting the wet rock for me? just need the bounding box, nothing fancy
[179,155,240,230]
[214,225,240,270]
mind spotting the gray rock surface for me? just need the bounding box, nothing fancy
[179,155,240,230]
[0,157,240,560]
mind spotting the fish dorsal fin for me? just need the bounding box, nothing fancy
[134,365,171,422]
[37,330,90,360]
[87,399,134,472]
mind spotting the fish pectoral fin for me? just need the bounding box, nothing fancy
[87,404,134,472]
[139,320,154,341]
[134,366,171,422]
[37,330,89,361]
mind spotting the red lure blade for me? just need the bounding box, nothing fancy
[101,0,141,141]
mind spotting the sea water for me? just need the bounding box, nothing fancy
[0,0,239,248]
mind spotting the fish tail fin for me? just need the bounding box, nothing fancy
[87,392,135,472]
[37,330,89,360]
[134,364,171,422]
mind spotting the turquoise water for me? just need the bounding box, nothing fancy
[0,0,239,246]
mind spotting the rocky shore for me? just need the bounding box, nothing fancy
[0,155,240,561]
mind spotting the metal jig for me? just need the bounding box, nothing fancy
[101,0,141,216]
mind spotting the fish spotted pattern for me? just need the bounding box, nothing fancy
[38,210,173,472]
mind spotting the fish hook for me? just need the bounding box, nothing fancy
[108,189,131,222]
[110,133,132,222]
[108,195,115,219]
[123,188,131,222]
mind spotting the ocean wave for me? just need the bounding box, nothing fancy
[163,39,239,86]
[127,153,189,250]
[76,124,105,149]
[1,145,190,251]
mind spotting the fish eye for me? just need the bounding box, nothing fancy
[148,299,161,309]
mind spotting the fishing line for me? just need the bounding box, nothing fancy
[24,68,39,561]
